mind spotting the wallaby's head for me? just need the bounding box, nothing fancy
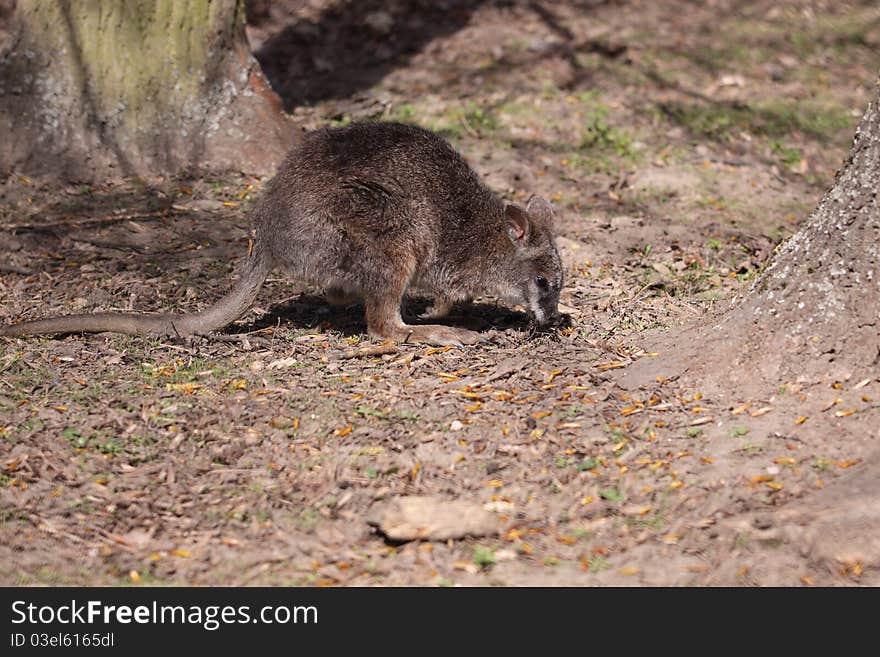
[497,196,563,327]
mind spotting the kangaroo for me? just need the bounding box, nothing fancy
[0,122,563,346]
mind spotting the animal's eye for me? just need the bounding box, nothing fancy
[535,275,550,291]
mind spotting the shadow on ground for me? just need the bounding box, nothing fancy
[242,294,534,338]
[249,0,491,108]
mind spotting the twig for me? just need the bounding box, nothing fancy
[198,329,273,345]
[71,237,151,254]
[0,208,178,231]
[0,264,33,275]
[340,343,398,359]
[459,114,479,138]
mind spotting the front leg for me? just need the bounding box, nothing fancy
[325,285,359,306]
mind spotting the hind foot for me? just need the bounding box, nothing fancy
[371,323,480,347]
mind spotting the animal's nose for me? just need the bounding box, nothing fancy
[537,310,561,327]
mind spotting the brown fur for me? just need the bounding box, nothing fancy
[1,122,563,346]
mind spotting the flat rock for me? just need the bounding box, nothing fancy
[367,496,500,542]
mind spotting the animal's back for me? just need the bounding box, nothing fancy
[290,122,484,196]
[255,122,502,293]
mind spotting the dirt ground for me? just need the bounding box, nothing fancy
[1,0,879,586]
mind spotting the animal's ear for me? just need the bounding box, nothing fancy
[527,195,554,228]
[504,204,530,246]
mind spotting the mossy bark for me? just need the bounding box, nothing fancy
[0,0,294,180]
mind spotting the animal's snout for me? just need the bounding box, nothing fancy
[530,305,565,329]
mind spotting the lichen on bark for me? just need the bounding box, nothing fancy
[0,0,294,180]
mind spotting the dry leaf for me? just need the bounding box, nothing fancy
[596,361,627,371]
[821,398,842,411]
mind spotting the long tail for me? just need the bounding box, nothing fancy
[0,246,272,338]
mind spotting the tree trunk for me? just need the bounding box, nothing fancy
[0,0,294,181]
[624,80,880,391]
[720,79,879,384]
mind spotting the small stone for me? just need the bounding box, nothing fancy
[753,515,774,530]
[494,549,517,562]
[450,420,464,431]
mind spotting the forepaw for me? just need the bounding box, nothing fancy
[418,299,453,320]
